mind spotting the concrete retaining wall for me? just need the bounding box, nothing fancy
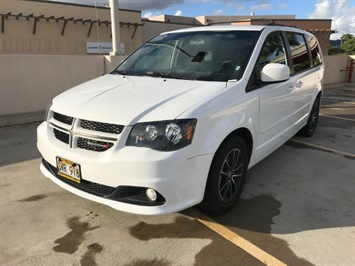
[0,55,104,116]
[0,55,125,121]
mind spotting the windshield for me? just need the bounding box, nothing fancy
[114,30,260,82]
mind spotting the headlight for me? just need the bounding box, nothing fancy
[126,119,197,151]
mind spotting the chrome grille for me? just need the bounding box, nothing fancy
[81,120,123,134]
[50,113,122,152]
[53,128,70,144]
[53,112,74,125]
[77,138,114,152]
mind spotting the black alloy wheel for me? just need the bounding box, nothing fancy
[218,148,244,203]
[199,136,248,214]
[298,96,320,137]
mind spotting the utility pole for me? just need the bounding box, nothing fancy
[109,0,120,55]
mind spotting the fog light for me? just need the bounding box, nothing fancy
[146,188,157,201]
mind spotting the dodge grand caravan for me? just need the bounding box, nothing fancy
[37,25,324,215]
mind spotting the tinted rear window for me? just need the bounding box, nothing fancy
[306,34,322,67]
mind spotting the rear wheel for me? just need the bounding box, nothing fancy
[298,96,320,137]
[199,136,248,214]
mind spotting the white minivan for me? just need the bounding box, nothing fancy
[37,25,324,215]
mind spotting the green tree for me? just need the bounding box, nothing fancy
[328,46,344,55]
[341,34,355,55]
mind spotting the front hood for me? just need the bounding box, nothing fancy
[51,74,226,125]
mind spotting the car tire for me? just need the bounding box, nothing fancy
[198,136,248,214]
[298,96,320,137]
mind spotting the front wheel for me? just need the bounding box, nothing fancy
[199,136,248,214]
[298,96,320,137]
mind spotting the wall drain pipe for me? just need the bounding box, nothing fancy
[109,0,120,55]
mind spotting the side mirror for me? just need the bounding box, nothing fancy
[261,63,290,83]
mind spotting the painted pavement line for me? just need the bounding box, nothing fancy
[188,209,287,266]
[320,114,355,122]
[322,97,355,103]
[289,139,355,158]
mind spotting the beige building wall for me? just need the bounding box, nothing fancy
[1,1,333,55]
[146,15,200,25]
[142,20,202,43]
[323,55,350,85]
[142,14,297,43]
[0,54,104,116]
[0,54,126,122]
[0,0,143,55]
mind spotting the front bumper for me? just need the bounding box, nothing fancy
[37,122,213,215]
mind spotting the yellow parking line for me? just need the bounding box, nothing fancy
[189,209,287,266]
[290,139,355,158]
[320,114,355,122]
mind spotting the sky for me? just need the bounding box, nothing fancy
[49,0,355,40]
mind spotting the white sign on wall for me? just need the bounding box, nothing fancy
[86,42,113,54]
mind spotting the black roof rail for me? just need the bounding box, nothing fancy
[264,22,298,28]
[205,20,241,26]
[206,19,299,28]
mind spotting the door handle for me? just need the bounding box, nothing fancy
[287,86,295,92]
[296,81,303,88]
[288,81,303,92]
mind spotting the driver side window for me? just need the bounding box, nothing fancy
[247,32,288,91]
[258,32,287,69]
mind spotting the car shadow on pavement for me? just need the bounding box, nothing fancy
[0,122,41,167]
[129,202,314,266]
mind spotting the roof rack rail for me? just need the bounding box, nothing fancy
[264,22,298,28]
[206,19,299,28]
[205,20,243,26]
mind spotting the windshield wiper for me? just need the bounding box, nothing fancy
[111,69,128,75]
[143,72,196,80]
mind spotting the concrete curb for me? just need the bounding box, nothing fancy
[0,111,45,127]
[323,83,355,94]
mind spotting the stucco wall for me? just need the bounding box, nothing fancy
[323,55,351,85]
[142,20,200,43]
[0,55,105,116]
[0,0,142,55]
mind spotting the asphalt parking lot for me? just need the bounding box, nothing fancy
[1,86,354,266]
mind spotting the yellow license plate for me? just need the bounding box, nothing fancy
[56,157,81,183]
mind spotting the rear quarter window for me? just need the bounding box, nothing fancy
[306,34,322,67]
